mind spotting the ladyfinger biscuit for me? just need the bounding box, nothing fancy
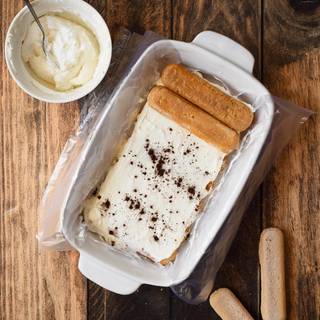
[161,64,254,132]
[209,288,254,320]
[147,86,239,153]
[259,228,286,320]
[160,250,177,266]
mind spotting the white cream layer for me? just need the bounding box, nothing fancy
[22,15,99,91]
[84,104,225,263]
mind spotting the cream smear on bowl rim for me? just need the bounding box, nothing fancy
[22,13,99,91]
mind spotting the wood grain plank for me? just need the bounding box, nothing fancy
[0,1,86,319]
[105,0,172,37]
[87,280,105,320]
[262,1,320,319]
[172,0,262,75]
[170,1,262,318]
[84,1,172,320]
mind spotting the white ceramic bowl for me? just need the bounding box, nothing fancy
[5,0,112,103]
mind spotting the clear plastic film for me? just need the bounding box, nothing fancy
[171,96,313,304]
[37,29,313,303]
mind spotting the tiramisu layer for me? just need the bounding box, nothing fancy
[83,63,253,264]
[84,104,225,264]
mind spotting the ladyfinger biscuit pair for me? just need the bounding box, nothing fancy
[209,228,286,320]
[161,64,254,132]
[148,86,239,153]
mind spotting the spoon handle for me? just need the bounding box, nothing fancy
[24,0,46,52]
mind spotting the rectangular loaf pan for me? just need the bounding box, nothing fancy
[61,31,274,294]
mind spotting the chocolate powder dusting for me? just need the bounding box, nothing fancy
[135,202,141,210]
[102,121,216,252]
[187,186,196,196]
[144,139,150,150]
[148,148,157,163]
[183,149,191,156]
[145,143,172,178]
[175,177,183,188]
[101,199,110,210]
[156,157,166,177]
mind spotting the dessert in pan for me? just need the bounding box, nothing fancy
[83,64,253,265]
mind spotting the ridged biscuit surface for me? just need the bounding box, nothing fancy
[161,64,254,132]
[259,228,286,320]
[209,288,254,320]
[148,86,239,153]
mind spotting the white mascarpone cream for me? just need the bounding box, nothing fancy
[84,104,225,263]
[22,15,99,91]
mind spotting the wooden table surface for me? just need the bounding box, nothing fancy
[1,1,319,319]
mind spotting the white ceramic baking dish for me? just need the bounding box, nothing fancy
[62,31,274,294]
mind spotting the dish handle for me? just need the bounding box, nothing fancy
[192,31,254,74]
[78,252,141,295]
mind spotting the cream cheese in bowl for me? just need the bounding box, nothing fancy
[22,15,99,91]
[5,0,111,103]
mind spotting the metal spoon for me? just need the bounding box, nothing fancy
[24,0,47,56]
